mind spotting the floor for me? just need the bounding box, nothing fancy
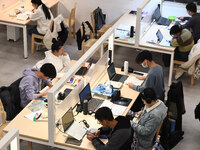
[0,25,200,150]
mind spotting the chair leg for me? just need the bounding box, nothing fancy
[28,141,32,150]
[73,23,76,39]
[191,75,194,86]
[31,35,35,54]
[68,25,72,45]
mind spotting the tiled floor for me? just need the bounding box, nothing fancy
[0,25,200,149]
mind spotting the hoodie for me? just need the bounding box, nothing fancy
[19,68,49,108]
[92,116,133,150]
[34,50,71,72]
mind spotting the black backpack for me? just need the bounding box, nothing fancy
[76,21,93,50]
[0,77,23,121]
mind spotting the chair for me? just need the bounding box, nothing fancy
[173,60,194,86]
[31,34,45,54]
[91,7,112,38]
[152,135,163,150]
[65,2,77,45]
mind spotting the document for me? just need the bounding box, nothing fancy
[115,24,130,37]
[124,76,144,86]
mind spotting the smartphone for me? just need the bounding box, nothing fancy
[135,114,139,118]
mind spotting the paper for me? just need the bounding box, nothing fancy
[40,86,49,93]
[115,24,130,37]
[16,13,28,21]
[124,76,144,86]
[105,81,122,89]
[28,100,45,112]
[24,110,47,121]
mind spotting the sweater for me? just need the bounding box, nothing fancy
[131,100,167,148]
[34,50,71,72]
[133,65,165,100]
[30,5,53,34]
[171,29,194,52]
[92,116,133,150]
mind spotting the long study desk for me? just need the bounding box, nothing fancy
[113,11,175,86]
[3,62,139,150]
[0,0,59,58]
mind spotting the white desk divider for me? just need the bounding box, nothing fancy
[0,128,20,150]
[47,26,115,146]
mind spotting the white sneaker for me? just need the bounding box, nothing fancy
[175,71,184,80]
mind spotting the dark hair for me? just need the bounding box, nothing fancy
[51,39,64,52]
[40,63,56,78]
[170,25,182,35]
[95,107,114,121]
[140,88,157,104]
[135,50,153,64]
[31,0,51,20]
[186,2,197,13]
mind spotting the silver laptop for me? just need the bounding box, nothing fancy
[156,29,171,47]
[62,108,86,141]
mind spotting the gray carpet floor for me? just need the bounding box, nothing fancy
[0,25,200,150]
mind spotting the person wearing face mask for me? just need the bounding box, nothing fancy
[128,51,165,111]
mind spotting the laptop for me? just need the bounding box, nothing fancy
[75,59,94,76]
[107,63,128,83]
[156,29,171,47]
[153,6,171,26]
[62,107,86,141]
[79,83,103,112]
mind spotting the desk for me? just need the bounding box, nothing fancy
[3,63,139,149]
[113,11,175,86]
[0,0,59,58]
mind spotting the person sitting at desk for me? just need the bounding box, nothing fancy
[128,50,165,101]
[179,2,200,43]
[130,88,167,150]
[87,107,133,150]
[29,0,53,38]
[34,39,71,72]
[19,63,56,108]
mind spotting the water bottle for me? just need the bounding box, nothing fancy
[83,99,88,115]
[124,61,128,75]
[21,0,25,13]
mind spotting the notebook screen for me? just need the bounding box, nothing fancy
[79,83,92,106]
[107,63,116,80]
[156,30,163,42]
[153,7,161,21]
[62,107,74,132]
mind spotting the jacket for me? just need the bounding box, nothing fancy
[34,50,71,72]
[30,5,54,34]
[195,102,200,121]
[94,7,105,31]
[131,100,167,148]
[0,78,23,120]
[19,68,49,108]
[92,116,133,150]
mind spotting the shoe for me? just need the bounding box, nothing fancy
[175,71,184,80]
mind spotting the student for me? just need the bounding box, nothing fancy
[170,25,194,61]
[19,63,56,108]
[29,0,53,36]
[179,2,200,43]
[87,107,133,150]
[128,50,165,101]
[34,39,71,72]
[130,88,167,150]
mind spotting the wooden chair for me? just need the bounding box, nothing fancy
[65,2,77,45]
[152,135,161,150]
[91,8,112,38]
[173,60,194,86]
[31,34,44,54]
[0,99,32,150]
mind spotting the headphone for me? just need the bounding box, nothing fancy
[111,90,121,101]
[141,91,153,104]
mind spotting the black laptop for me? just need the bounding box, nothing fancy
[79,83,103,112]
[153,6,171,26]
[107,63,128,83]
[75,59,94,76]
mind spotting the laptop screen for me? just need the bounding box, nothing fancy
[62,107,74,132]
[152,7,161,21]
[107,63,116,80]
[79,83,92,106]
[156,30,163,42]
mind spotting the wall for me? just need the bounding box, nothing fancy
[58,0,144,29]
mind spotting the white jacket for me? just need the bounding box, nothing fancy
[34,50,71,72]
[30,5,54,34]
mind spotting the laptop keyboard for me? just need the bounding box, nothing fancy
[88,98,103,112]
[112,74,122,81]
[158,17,171,26]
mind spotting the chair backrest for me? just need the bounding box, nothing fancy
[69,2,77,25]
[91,8,96,37]
[0,99,6,125]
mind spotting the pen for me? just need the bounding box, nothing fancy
[36,113,42,120]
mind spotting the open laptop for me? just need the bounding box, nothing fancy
[107,63,128,83]
[156,29,171,47]
[79,83,103,112]
[62,107,86,141]
[153,6,171,26]
[75,59,94,76]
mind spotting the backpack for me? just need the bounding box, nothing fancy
[0,77,23,121]
[76,21,93,50]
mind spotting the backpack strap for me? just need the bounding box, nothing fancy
[85,21,93,33]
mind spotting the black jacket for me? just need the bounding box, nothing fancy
[94,7,105,31]
[92,116,133,150]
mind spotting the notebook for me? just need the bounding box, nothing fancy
[79,83,103,112]
[75,59,94,76]
[156,29,171,47]
[107,63,128,83]
[62,108,86,141]
[153,6,171,26]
